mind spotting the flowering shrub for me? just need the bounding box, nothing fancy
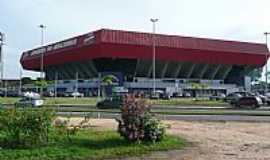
[116,94,165,142]
[143,113,165,142]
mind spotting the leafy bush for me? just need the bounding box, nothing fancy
[0,107,55,149]
[116,94,165,143]
[143,113,166,142]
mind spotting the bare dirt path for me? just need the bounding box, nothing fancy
[166,121,270,160]
[65,118,270,160]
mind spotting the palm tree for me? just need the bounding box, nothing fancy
[100,75,119,97]
[101,75,119,86]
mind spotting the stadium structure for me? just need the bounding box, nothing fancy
[20,29,269,96]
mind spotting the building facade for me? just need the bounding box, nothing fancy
[20,29,269,96]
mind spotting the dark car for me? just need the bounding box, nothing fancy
[230,96,262,109]
[96,96,123,109]
[6,91,20,97]
[161,93,171,100]
[0,90,4,97]
[224,91,253,103]
[44,91,55,97]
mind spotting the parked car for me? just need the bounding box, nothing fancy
[44,91,55,97]
[96,96,123,109]
[150,93,160,99]
[254,93,270,105]
[22,91,40,98]
[63,91,84,97]
[6,91,20,97]
[161,93,171,100]
[182,92,191,98]
[71,92,84,97]
[150,90,163,99]
[56,92,66,97]
[0,90,4,97]
[15,97,44,107]
[224,91,253,103]
[209,93,226,101]
[230,96,262,109]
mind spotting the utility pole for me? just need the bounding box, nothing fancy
[75,71,78,99]
[0,32,4,90]
[39,24,46,97]
[54,71,58,99]
[264,32,270,94]
[19,67,22,96]
[150,18,158,95]
[98,73,101,100]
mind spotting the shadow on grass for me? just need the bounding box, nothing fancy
[63,137,131,150]
[51,130,136,151]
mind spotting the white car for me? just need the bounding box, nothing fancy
[15,97,44,107]
[22,91,41,98]
[70,92,84,97]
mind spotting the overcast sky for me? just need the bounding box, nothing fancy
[0,0,270,79]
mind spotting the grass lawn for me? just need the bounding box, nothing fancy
[0,130,186,160]
[1,97,227,106]
[0,97,99,105]
[44,97,99,105]
[0,97,19,105]
[148,98,227,106]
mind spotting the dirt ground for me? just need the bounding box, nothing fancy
[61,118,270,160]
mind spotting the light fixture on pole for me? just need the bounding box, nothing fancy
[54,71,58,99]
[264,32,270,93]
[19,67,23,96]
[39,24,46,96]
[0,32,5,90]
[150,18,158,95]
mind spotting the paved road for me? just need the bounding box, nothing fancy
[57,112,270,122]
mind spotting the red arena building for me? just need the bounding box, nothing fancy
[20,29,269,96]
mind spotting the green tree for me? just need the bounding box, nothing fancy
[100,75,119,97]
[248,68,262,83]
[101,75,119,86]
[21,77,33,85]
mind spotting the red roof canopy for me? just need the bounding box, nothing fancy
[21,29,269,70]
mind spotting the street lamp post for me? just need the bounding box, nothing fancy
[0,32,4,86]
[54,71,58,99]
[150,18,158,94]
[39,24,46,96]
[264,32,270,93]
[19,67,22,96]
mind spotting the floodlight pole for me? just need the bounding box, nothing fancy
[0,32,4,89]
[54,71,58,99]
[264,32,270,94]
[39,24,46,97]
[19,67,22,96]
[75,71,78,99]
[151,18,158,94]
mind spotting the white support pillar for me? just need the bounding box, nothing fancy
[222,66,232,80]
[187,64,196,78]
[134,59,140,77]
[210,65,221,80]
[161,62,169,78]
[173,63,182,78]
[198,64,209,78]
[147,65,153,78]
